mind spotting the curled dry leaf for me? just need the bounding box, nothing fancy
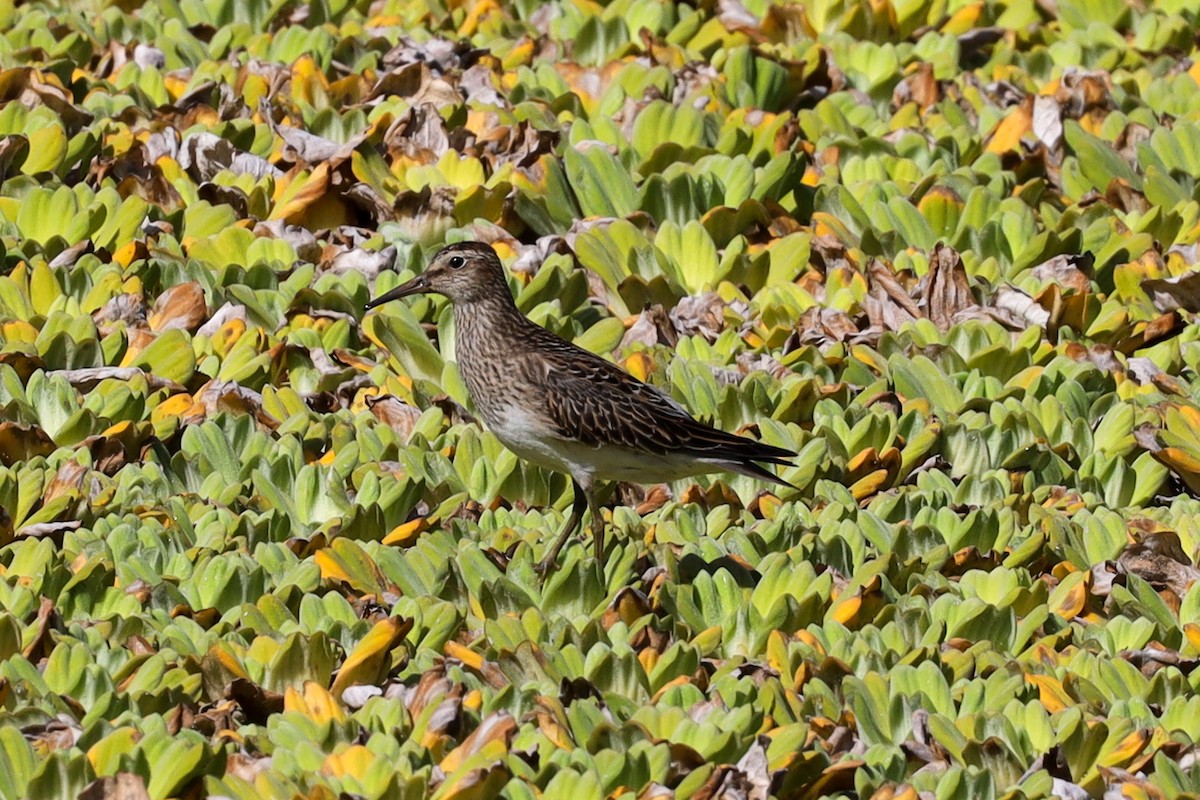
[92,293,148,329]
[1143,271,1200,313]
[1032,95,1064,151]
[79,772,151,800]
[52,367,185,394]
[1031,253,1094,294]
[195,302,247,338]
[1116,531,1200,598]
[366,395,423,440]
[990,285,1050,329]
[922,244,977,331]
[195,380,280,430]
[148,282,208,333]
[621,305,677,350]
[179,131,281,181]
[670,292,728,341]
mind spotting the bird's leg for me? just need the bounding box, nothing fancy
[587,485,604,563]
[536,478,587,576]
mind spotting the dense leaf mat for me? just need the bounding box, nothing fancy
[3,0,1200,797]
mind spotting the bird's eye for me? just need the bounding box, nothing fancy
[448,256,465,269]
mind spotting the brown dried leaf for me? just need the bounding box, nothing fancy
[1031,253,1094,294]
[1143,271,1200,312]
[367,395,423,439]
[53,367,185,394]
[1116,531,1200,598]
[148,282,208,333]
[0,422,55,467]
[893,63,939,110]
[923,244,976,330]
[79,773,151,800]
[92,293,147,330]
[796,307,859,345]
[670,293,728,342]
[179,131,280,181]
[195,380,280,430]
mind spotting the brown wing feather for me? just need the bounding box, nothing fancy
[519,323,795,466]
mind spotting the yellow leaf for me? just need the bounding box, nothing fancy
[290,55,328,106]
[1049,572,1087,620]
[383,517,430,547]
[314,549,353,584]
[112,241,147,268]
[444,641,484,672]
[1099,728,1149,768]
[985,98,1032,154]
[940,1,982,34]
[622,352,655,382]
[323,744,376,779]
[329,616,411,697]
[849,468,890,501]
[1184,623,1200,654]
[458,0,501,35]
[270,163,332,223]
[1,321,37,343]
[829,590,863,625]
[1154,447,1200,493]
[1025,674,1071,713]
[285,681,346,723]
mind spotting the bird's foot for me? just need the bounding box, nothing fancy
[534,555,559,578]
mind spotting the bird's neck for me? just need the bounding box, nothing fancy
[453,293,527,357]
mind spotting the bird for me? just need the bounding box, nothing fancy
[366,241,796,574]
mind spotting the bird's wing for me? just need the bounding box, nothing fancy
[521,327,794,465]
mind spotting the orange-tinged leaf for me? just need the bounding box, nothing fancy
[828,591,862,625]
[445,641,484,672]
[270,163,332,223]
[622,352,655,382]
[1100,728,1149,768]
[849,468,890,501]
[1050,572,1087,620]
[314,549,353,583]
[329,616,411,697]
[383,517,430,547]
[112,241,148,267]
[1185,623,1200,653]
[1026,674,1071,712]
[985,98,1032,154]
[1153,446,1200,493]
[536,709,574,750]
[323,744,375,778]
[284,681,346,723]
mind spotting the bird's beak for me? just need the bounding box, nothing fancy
[365,274,429,310]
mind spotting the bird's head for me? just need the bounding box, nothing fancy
[365,242,509,310]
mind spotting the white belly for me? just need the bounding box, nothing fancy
[485,405,715,484]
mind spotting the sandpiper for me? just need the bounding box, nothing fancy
[366,242,796,573]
